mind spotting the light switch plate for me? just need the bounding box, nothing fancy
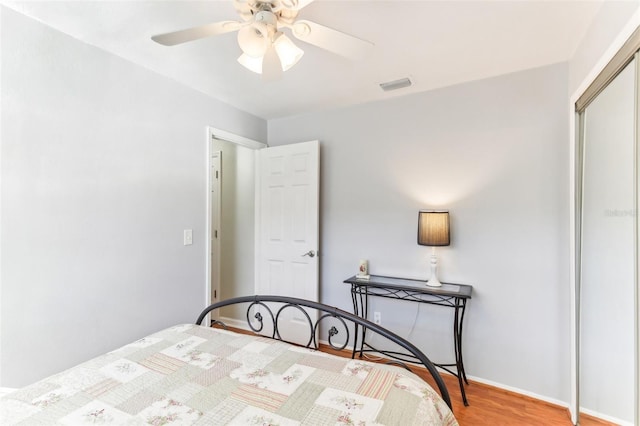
[184,229,193,246]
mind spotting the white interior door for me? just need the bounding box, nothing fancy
[255,140,320,345]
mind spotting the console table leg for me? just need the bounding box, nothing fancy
[459,299,469,385]
[454,298,469,406]
[358,289,368,357]
[350,286,359,359]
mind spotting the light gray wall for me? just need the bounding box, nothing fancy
[0,7,266,387]
[268,63,570,402]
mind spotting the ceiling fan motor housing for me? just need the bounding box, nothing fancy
[255,10,278,28]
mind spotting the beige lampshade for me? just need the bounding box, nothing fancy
[417,211,450,246]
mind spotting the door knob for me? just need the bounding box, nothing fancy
[301,250,316,258]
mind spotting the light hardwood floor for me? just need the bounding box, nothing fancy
[318,344,614,426]
[413,370,613,426]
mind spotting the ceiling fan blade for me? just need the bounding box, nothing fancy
[151,21,244,46]
[290,20,373,60]
[262,45,284,81]
[233,0,254,21]
[280,0,317,11]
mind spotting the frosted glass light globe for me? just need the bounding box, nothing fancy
[237,25,268,58]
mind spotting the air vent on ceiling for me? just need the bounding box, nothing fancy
[379,77,412,92]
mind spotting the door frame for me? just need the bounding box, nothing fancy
[205,127,267,323]
[569,15,640,425]
[210,150,221,311]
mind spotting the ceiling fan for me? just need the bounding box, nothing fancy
[151,0,374,81]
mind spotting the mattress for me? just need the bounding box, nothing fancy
[0,324,458,425]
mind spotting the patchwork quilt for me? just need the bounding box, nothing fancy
[0,324,458,425]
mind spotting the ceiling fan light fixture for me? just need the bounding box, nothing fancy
[237,24,269,57]
[238,33,304,76]
[273,34,304,71]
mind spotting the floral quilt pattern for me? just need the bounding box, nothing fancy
[0,325,458,425]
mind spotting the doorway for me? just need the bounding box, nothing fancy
[205,129,321,339]
[206,128,266,324]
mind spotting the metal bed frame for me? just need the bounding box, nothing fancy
[195,295,452,409]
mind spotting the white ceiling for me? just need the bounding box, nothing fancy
[3,0,605,119]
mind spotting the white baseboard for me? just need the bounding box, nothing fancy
[579,407,633,426]
[217,316,253,331]
[465,375,569,409]
[461,376,633,426]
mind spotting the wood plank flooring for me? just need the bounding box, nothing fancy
[218,325,613,425]
[318,344,614,426]
[415,370,612,426]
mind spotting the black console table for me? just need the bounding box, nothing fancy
[344,274,473,405]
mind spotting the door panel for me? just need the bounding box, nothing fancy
[256,140,320,345]
[579,58,636,424]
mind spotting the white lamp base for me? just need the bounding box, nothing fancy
[426,252,442,287]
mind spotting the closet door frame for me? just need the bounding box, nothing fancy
[572,25,640,426]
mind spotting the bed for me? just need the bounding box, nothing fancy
[0,295,457,425]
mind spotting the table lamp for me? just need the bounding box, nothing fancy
[418,210,450,287]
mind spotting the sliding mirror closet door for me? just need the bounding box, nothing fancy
[579,56,637,425]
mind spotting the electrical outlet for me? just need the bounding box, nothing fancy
[373,311,381,325]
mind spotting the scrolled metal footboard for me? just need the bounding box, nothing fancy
[195,295,452,409]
